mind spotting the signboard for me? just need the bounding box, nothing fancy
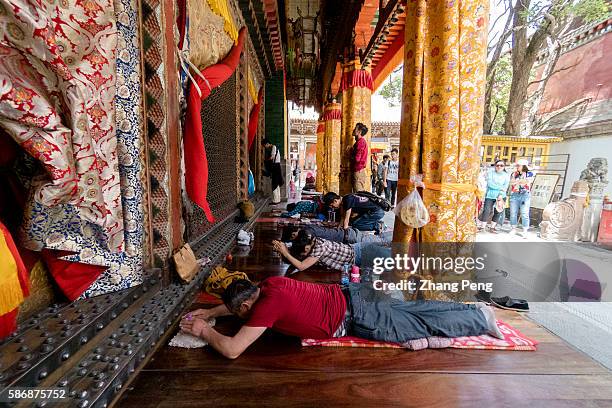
[530,173,560,209]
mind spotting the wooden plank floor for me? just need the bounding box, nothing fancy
[118,214,612,407]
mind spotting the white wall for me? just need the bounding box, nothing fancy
[549,134,612,197]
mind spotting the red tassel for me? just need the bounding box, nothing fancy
[322,109,342,121]
[339,69,374,92]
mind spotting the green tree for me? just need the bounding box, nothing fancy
[503,0,609,135]
[378,66,403,107]
[488,55,512,134]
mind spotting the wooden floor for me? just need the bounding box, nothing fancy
[118,214,612,407]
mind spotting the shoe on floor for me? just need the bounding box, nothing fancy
[474,290,492,304]
[491,296,529,312]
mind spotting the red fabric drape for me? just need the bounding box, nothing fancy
[176,0,187,50]
[184,28,246,222]
[40,249,107,301]
[248,88,264,150]
[339,69,374,92]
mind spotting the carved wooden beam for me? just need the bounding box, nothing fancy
[318,0,363,108]
[361,0,403,66]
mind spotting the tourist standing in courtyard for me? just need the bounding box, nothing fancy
[479,159,510,233]
[384,148,399,206]
[377,155,389,196]
[509,159,535,237]
[262,138,284,204]
[351,123,369,192]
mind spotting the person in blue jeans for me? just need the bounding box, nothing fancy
[478,159,509,233]
[178,277,503,359]
[323,192,385,232]
[509,159,535,237]
[280,224,393,244]
[272,229,391,273]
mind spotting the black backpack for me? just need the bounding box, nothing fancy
[354,191,392,212]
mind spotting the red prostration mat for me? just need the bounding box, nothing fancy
[302,320,538,351]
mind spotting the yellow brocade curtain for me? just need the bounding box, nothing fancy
[339,60,372,195]
[323,102,342,194]
[393,0,488,247]
[188,0,234,70]
[247,69,258,104]
[316,120,326,191]
[206,0,239,42]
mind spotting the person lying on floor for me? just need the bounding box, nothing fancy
[179,276,504,359]
[281,198,325,219]
[272,229,391,272]
[323,192,385,232]
[280,224,392,245]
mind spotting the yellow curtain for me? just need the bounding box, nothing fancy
[0,232,24,315]
[247,68,258,103]
[316,120,326,191]
[393,0,488,245]
[206,0,239,42]
[324,102,342,193]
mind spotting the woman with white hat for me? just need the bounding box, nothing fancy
[509,159,535,237]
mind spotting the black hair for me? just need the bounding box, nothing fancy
[289,229,316,260]
[286,203,297,212]
[391,148,398,153]
[261,138,270,146]
[383,155,390,160]
[494,159,506,166]
[222,279,258,312]
[355,123,368,136]
[281,225,301,242]
[323,192,341,206]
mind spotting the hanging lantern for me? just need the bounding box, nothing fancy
[293,5,320,78]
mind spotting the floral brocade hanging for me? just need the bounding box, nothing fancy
[0,0,147,299]
[0,0,122,253]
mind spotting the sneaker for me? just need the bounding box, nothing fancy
[474,290,492,304]
[491,296,529,312]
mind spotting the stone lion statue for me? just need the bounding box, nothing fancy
[579,158,608,186]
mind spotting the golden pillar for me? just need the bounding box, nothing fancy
[315,119,325,191]
[323,102,342,193]
[339,59,373,195]
[393,0,488,249]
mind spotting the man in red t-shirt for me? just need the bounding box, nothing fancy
[351,123,369,192]
[180,277,503,359]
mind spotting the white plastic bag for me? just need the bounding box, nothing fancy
[394,175,429,228]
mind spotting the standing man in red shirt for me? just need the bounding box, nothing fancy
[179,277,503,359]
[351,123,369,192]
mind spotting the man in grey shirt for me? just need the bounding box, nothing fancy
[376,155,389,196]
